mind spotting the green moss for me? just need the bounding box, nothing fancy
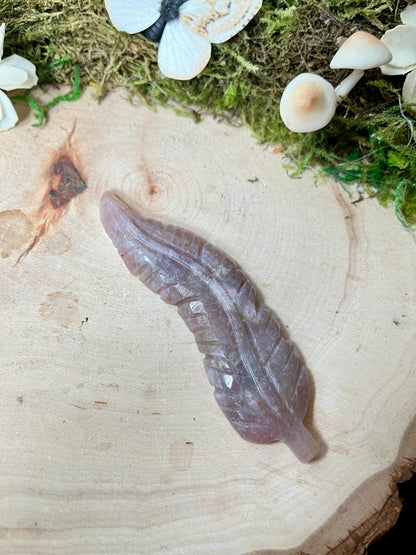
[12,63,82,125]
[1,0,415,227]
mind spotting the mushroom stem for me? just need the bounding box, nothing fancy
[334,69,365,102]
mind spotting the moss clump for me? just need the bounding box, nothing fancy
[1,0,415,227]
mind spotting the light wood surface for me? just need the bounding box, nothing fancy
[0,88,415,554]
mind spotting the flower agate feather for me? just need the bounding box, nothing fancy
[100,192,319,463]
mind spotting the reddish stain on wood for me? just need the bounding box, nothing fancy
[48,155,86,209]
[17,123,87,263]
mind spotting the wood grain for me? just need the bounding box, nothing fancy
[0,88,415,554]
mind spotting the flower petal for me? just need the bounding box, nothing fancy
[105,0,161,34]
[0,64,27,90]
[401,5,416,26]
[158,19,211,80]
[180,0,262,44]
[0,23,5,60]
[0,90,18,131]
[380,25,416,74]
[403,69,416,104]
[380,62,416,76]
[0,54,38,90]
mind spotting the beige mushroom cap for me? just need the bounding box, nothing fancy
[330,30,392,70]
[280,73,337,133]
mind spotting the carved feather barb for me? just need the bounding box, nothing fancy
[100,192,319,463]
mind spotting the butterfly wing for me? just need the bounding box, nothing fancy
[105,0,162,33]
[180,0,262,44]
[158,18,211,80]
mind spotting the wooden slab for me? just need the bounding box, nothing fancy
[0,88,415,554]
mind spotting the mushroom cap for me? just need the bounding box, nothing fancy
[380,25,416,75]
[280,73,337,133]
[403,68,416,104]
[330,30,392,70]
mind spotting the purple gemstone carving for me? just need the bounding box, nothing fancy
[100,192,319,462]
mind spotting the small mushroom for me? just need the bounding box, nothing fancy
[330,31,392,100]
[403,68,416,104]
[279,73,337,132]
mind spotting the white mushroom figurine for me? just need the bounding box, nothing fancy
[330,30,392,101]
[280,30,393,133]
[279,73,337,132]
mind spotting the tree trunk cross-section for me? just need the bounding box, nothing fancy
[0,88,415,554]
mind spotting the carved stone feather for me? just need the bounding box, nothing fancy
[100,192,319,463]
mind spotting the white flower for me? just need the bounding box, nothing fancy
[379,7,416,105]
[0,23,38,132]
[105,0,262,80]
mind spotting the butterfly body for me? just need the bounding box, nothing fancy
[143,0,188,42]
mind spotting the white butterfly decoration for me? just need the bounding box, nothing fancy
[105,0,263,80]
